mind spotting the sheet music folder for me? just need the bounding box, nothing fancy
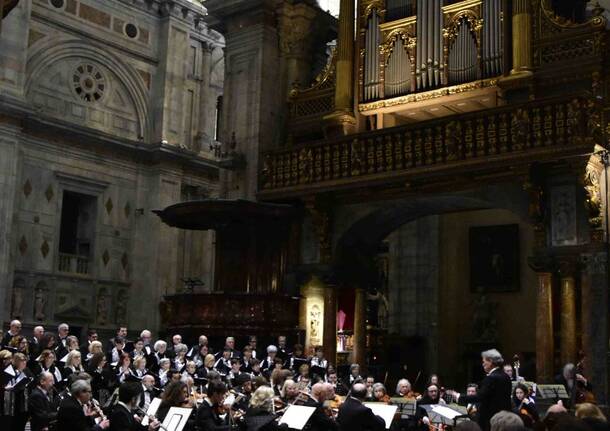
[278,405,316,430]
[363,403,398,429]
[537,384,569,400]
[422,404,470,426]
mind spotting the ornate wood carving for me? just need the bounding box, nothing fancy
[261,97,593,197]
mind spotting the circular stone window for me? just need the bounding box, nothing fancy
[50,0,65,9]
[124,23,139,39]
[72,64,106,103]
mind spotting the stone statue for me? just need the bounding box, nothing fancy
[96,291,108,325]
[11,282,24,319]
[116,291,127,324]
[34,288,46,320]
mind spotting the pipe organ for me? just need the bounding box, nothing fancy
[359,0,504,102]
[364,9,382,101]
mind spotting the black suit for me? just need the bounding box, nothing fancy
[195,400,230,431]
[458,368,512,431]
[337,397,385,431]
[109,403,145,431]
[28,387,58,431]
[56,395,101,431]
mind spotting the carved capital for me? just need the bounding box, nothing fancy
[580,252,608,276]
[557,256,579,278]
[528,255,556,273]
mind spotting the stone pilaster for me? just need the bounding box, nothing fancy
[511,0,532,75]
[197,41,215,148]
[580,252,608,404]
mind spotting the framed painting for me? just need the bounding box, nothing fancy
[469,224,520,292]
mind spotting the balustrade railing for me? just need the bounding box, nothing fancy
[58,253,89,275]
[262,97,593,192]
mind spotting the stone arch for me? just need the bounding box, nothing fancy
[333,183,531,285]
[25,38,150,142]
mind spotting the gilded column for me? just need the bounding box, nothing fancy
[323,285,338,365]
[559,260,577,366]
[325,0,356,135]
[353,287,367,370]
[510,0,532,75]
[535,272,554,382]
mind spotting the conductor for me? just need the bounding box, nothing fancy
[337,382,385,431]
[447,349,511,431]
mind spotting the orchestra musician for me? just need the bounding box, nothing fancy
[395,378,418,399]
[280,379,299,404]
[244,386,287,431]
[337,382,385,431]
[195,380,231,431]
[447,349,512,431]
[296,382,338,431]
[56,379,110,431]
[155,381,194,423]
[372,383,391,403]
[28,371,58,431]
[328,371,348,396]
[109,382,160,431]
[512,383,538,427]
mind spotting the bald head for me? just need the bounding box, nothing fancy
[311,383,328,402]
[547,403,568,414]
[351,382,367,400]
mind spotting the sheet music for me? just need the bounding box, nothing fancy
[142,397,162,427]
[431,405,462,420]
[363,403,398,429]
[162,407,193,431]
[278,405,316,430]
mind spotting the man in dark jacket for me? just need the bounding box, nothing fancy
[297,382,338,431]
[337,382,385,431]
[195,381,230,431]
[57,380,109,431]
[29,372,59,431]
[449,349,512,431]
[109,382,160,431]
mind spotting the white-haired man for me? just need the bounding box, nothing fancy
[447,349,511,431]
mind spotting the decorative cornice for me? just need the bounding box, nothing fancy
[358,78,498,112]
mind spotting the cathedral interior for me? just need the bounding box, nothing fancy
[2,0,610,404]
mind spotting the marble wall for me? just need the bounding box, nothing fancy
[0,0,223,335]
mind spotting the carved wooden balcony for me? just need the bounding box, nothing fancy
[260,97,596,198]
[159,293,301,335]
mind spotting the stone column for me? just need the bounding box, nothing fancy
[324,0,356,135]
[559,260,577,365]
[323,285,337,365]
[197,42,214,149]
[510,0,533,75]
[580,252,608,404]
[353,287,367,369]
[535,272,554,382]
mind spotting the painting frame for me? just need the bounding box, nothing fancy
[469,224,520,293]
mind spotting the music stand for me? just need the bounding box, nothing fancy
[537,385,569,403]
[389,397,417,418]
[422,404,470,427]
